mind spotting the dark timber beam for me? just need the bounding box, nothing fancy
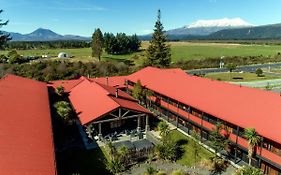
[235,126,240,163]
[92,113,146,124]
[137,115,141,132]
[98,123,102,140]
[145,114,150,132]
[109,113,119,118]
[121,110,130,118]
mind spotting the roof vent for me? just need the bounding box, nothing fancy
[115,89,118,98]
[106,77,109,86]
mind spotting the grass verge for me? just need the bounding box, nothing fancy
[204,72,279,82]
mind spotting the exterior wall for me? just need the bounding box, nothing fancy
[127,80,281,175]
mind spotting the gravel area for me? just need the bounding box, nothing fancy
[122,161,236,175]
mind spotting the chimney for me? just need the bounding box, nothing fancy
[106,77,109,86]
[115,89,118,98]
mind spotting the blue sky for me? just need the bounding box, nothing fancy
[0,0,280,36]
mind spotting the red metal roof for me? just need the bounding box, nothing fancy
[97,82,136,102]
[48,78,84,93]
[128,67,281,144]
[0,75,56,175]
[69,79,120,125]
[92,76,127,88]
[66,78,150,125]
[112,97,150,114]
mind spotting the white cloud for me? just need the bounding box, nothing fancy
[187,18,254,28]
[48,6,107,11]
[138,29,153,35]
[9,22,33,26]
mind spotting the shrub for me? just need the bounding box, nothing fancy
[210,156,228,174]
[54,101,72,120]
[255,68,263,77]
[234,166,264,175]
[143,166,157,175]
[170,170,188,175]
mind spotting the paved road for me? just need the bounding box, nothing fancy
[186,63,281,75]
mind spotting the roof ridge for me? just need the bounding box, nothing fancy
[68,77,87,91]
[72,78,121,108]
[1,74,46,85]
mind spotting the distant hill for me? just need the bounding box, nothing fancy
[208,23,281,40]
[7,28,90,41]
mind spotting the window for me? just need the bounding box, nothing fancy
[238,128,245,138]
[191,108,202,117]
[178,103,184,110]
[202,115,209,122]
[127,81,134,86]
[208,115,217,124]
[162,96,169,103]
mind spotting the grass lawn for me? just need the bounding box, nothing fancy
[56,147,111,175]
[204,72,279,82]
[169,42,281,61]
[169,130,213,166]
[142,41,281,61]
[4,41,281,65]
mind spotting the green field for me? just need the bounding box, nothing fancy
[4,41,281,64]
[204,72,279,82]
[169,42,281,61]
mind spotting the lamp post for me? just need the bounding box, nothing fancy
[220,56,225,68]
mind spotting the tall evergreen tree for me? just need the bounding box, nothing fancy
[146,9,171,68]
[0,10,11,48]
[129,34,141,52]
[92,28,104,61]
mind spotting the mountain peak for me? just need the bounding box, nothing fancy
[30,28,59,35]
[8,28,90,41]
[187,18,254,28]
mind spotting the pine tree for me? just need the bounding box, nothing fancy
[92,28,104,61]
[0,10,11,48]
[146,9,171,68]
[129,34,141,52]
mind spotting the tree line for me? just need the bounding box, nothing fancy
[4,40,91,50]
[0,60,131,81]
[92,28,141,61]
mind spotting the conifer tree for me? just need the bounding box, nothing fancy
[92,28,104,61]
[0,10,11,48]
[146,9,171,68]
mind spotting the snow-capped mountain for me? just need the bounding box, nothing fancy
[187,18,253,28]
[167,18,253,36]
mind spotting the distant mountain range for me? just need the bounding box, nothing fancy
[5,18,281,41]
[140,18,281,40]
[167,18,253,36]
[7,28,90,41]
[208,23,281,39]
